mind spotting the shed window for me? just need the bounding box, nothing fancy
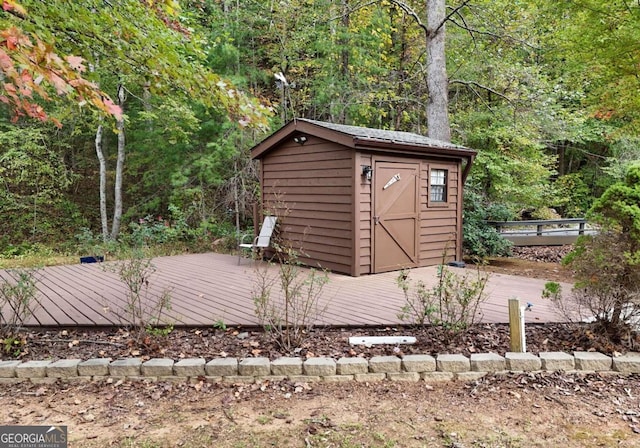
[430,169,447,203]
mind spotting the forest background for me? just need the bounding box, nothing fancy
[1,0,638,260]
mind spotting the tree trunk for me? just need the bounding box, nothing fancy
[143,80,152,131]
[110,84,126,240]
[426,0,451,142]
[95,123,109,242]
[391,6,408,130]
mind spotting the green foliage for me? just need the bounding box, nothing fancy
[541,281,562,302]
[213,319,227,331]
[602,138,640,182]
[589,163,640,250]
[552,173,592,218]
[2,334,27,358]
[541,0,640,133]
[465,125,559,211]
[559,164,640,338]
[462,189,512,259]
[0,125,86,243]
[144,324,174,338]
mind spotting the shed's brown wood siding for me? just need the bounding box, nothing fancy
[419,160,460,265]
[357,153,373,275]
[261,137,354,274]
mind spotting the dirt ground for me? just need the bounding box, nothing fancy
[2,372,639,448]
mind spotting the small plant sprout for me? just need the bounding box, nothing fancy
[541,281,562,302]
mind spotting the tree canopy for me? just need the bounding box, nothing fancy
[0,0,638,251]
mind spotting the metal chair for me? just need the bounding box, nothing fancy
[238,216,277,264]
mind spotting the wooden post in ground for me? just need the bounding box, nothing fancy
[509,298,524,352]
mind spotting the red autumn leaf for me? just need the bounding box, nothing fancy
[19,85,32,97]
[4,34,18,50]
[0,49,13,70]
[65,55,86,73]
[19,69,32,83]
[102,97,122,119]
[48,72,69,95]
[2,1,27,16]
[4,82,17,94]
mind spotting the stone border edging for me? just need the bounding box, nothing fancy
[1,351,640,385]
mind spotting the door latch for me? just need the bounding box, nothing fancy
[373,216,380,225]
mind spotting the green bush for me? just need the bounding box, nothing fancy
[462,189,513,259]
[552,173,592,218]
[558,163,640,338]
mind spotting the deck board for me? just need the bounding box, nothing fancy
[0,252,571,328]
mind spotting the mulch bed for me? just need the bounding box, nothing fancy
[12,321,639,362]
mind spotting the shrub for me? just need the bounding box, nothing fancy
[556,164,640,339]
[104,249,173,342]
[396,262,489,337]
[251,193,330,352]
[558,231,640,338]
[252,245,329,353]
[463,189,513,259]
[0,269,40,356]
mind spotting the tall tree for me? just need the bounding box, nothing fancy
[425,0,451,141]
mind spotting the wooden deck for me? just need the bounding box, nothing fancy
[0,252,572,328]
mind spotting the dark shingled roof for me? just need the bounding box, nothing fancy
[297,118,469,151]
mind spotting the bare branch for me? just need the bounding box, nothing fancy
[387,0,428,38]
[327,0,379,22]
[447,17,541,51]
[433,0,473,36]
[451,7,478,51]
[449,78,512,102]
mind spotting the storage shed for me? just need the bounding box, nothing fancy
[251,118,476,276]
